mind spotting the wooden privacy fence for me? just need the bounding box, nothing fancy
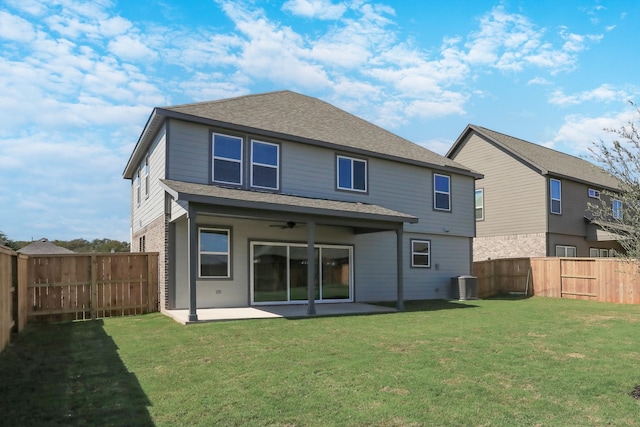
[1,247,17,353]
[27,253,159,322]
[474,257,640,304]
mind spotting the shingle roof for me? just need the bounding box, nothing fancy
[160,179,418,224]
[124,90,481,179]
[17,238,74,255]
[450,124,621,191]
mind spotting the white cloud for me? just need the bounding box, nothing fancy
[548,109,636,156]
[465,6,601,74]
[0,10,37,42]
[549,84,632,106]
[282,0,347,20]
[108,34,158,62]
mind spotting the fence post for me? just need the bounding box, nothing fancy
[146,254,153,313]
[91,254,97,320]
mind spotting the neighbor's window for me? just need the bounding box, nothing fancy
[411,239,431,268]
[212,133,243,185]
[550,178,562,214]
[475,189,484,220]
[251,140,279,190]
[589,248,599,257]
[555,245,576,257]
[337,155,367,192]
[588,188,600,199]
[199,228,231,278]
[613,199,623,220]
[434,174,451,211]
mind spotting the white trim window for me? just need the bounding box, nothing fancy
[337,155,367,192]
[143,155,149,198]
[612,199,623,220]
[199,228,231,278]
[588,188,600,199]
[589,248,599,257]
[475,189,484,220]
[434,174,451,211]
[550,178,562,214]
[411,239,431,268]
[135,168,141,205]
[555,245,576,257]
[212,133,243,185]
[251,140,279,190]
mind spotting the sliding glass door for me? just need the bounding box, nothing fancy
[251,242,352,304]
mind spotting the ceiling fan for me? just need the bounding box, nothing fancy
[269,221,298,229]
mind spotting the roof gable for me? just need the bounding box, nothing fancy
[124,91,480,179]
[448,124,620,191]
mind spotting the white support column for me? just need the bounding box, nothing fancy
[307,221,316,315]
[187,204,198,321]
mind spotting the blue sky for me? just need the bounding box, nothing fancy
[1,0,638,242]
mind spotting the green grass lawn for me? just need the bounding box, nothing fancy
[1,297,640,426]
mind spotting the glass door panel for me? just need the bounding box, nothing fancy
[321,247,351,300]
[289,246,319,301]
[253,244,288,302]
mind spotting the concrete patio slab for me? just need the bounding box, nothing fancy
[166,303,397,324]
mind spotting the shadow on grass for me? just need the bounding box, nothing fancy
[0,320,154,427]
[376,299,481,312]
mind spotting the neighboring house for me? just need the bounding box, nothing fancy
[446,124,623,260]
[17,238,74,255]
[123,90,481,320]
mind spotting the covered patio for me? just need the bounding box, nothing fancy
[166,303,397,324]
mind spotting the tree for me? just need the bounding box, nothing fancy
[0,231,19,251]
[589,102,640,261]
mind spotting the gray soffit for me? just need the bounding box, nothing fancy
[160,179,418,224]
[448,124,621,191]
[124,91,482,179]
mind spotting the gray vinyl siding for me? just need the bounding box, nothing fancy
[547,178,590,237]
[354,232,472,302]
[164,118,475,239]
[166,119,210,184]
[452,133,547,236]
[132,126,166,234]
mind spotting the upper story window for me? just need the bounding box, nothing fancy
[212,133,243,185]
[550,178,561,214]
[337,155,367,192]
[612,199,623,220]
[475,189,484,220]
[143,155,149,197]
[135,168,141,205]
[251,140,279,190]
[199,227,231,278]
[588,188,600,199]
[434,173,451,211]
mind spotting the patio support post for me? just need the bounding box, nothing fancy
[396,226,405,311]
[307,220,316,315]
[187,204,198,321]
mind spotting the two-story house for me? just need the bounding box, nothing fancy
[123,91,481,320]
[446,124,623,261]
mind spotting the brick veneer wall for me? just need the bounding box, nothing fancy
[473,233,547,261]
[132,214,167,311]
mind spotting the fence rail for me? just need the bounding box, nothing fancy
[1,251,158,353]
[474,257,640,304]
